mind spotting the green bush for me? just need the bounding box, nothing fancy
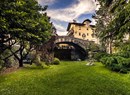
[93,52,109,62]
[120,68,128,73]
[52,58,60,65]
[4,56,16,68]
[100,56,108,64]
[116,51,130,58]
[100,55,130,73]
[111,63,122,71]
[106,56,117,66]
[0,59,4,71]
[33,54,41,66]
[0,49,18,71]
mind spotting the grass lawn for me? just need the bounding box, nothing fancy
[0,61,130,95]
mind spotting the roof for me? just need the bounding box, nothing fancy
[67,19,92,31]
[67,23,85,31]
[83,19,92,23]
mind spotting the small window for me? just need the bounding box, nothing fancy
[75,31,77,34]
[79,33,81,36]
[91,34,94,38]
[87,28,89,30]
[87,33,89,36]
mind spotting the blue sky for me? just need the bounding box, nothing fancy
[37,0,99,35]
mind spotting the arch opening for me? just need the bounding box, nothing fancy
[54,42,88,61]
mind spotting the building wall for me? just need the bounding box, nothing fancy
[67,21,99,44]
[73,25,93,40]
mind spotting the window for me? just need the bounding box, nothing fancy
[79,33,81,36]
[87,28,89,30]
[82,33,86,39]
[91,34,94,38]
[87,33,89,36]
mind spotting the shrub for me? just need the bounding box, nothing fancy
[0,59,4,71]
[106,56,117,66]
[120,68,128,74]
[33,54,41,66]
[93,52,109,62]
[100,55,130,73]
[100,56,108,64]
[52,58,60,65]
[116,51,130,58]
[111,63,122,71]
[88,42,100,52]
[0,49,18,71]
[4,56,16,68]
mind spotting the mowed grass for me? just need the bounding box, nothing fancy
[0,61,130,95]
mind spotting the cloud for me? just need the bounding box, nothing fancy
[53,23,68,36]
[47,0,97,22]
[91,18,96,25]
[57,31,68,36]
[37,0,56,5]
[38,0,98,35]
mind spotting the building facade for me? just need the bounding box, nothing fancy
[67,19,99,44]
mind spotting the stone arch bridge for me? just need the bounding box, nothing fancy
[54,36,90,50]
[54,36,92,60]
[37,36,93,62]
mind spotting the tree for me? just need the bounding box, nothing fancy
[0,0,52,67]
[95,0,130,54]
[95,0,114,54]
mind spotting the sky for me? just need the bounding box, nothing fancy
[37,0,99,35]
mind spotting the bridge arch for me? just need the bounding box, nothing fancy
[54,36,90,60]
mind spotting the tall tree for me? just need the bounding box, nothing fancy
[95,0,130,54]
[0,0,52,67]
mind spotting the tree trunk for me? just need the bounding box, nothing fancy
[19,47,24,67]
[108,33,113,54]
[109,42,112,54]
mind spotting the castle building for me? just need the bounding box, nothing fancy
[67,19,99,44]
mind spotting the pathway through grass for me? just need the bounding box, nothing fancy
[0,61,130,95]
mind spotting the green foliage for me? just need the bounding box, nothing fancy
[88,42,101,52]
[0,59,4,71]
[52,58,60,65]
[33,54,41,66]
[0,0,53,67]
[99,40,130,73]
[96,0,130,54]
[93,52,108,61]
[100,55,130,73]
[114,40,130,58]
[96,0,130,42]
[4,56,16,68]
[116,51,130,58]
[0,49,18,70]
